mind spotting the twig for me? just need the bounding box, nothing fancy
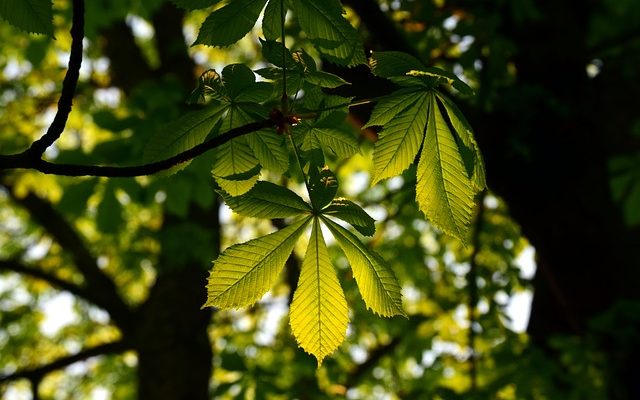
[27,0,85,157]
[0,119,274,177]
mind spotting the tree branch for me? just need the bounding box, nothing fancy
[0,341,128,384]
[26,0,84,158]
[0,259,93,302]
[3,188,133,329]
[0,119,274,177]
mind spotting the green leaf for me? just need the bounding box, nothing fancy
[305,71,349,88]
[369,51,424,78]
[144,104,226,164]
[0,0,53,35]
[262,0,282,41]
[212,136,260,196]
[194,0,269,47]
[290,218,349,365]
[222,64,257,99]
[260,39,297,69]
[170,0,220,10]
[57,179,98,216]
[416,95,476,242]
[204,217,311,308]
[308,165,338,210]
[407,68,474,96]
[323,198,375,236]
[372,93,431,184]
[436,93,486,190]
[363,89,424,129]
[297,122,359,160]
[188,69,227,105]
[220,181,311,218]
[246,130,289,173]
[292,0,365,66]
[323,218,404,317]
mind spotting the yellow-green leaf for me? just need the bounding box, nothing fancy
[372,93,431,185]
[204,217,311,309]
[323,217,405,317]
[416,95,476,242]
[220,181,311,218]
[290,219,348,365]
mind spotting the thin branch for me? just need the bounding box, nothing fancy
[27,0,85,158]
[0,259,92,302]
[0,119,274,177]
[0,341,128,384]
[3,188,133,329]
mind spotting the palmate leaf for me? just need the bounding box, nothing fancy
[212,137,260,195]
[368,51,485,241]
[246,130,289,174]
[416,96,476,243]
[292,0,365,67]
[204,217,311,308]
[290,218,349,365]
[194,0,269,47]
[371,93,431,185]
[261,0,282,41]
[323,218,405,317]
[324,198,375,236]
[297,123,359,160]
[144,103,227,165]
[220,181,311,218]
[0,0,53,35]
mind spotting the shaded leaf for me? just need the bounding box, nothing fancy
[170,0,220,10]
[194,0,269,47]
[308,165,338,210]
[0,0,53,35]
[323,198,375,236]
[262,0,282,41]
[292,0,365,66]
[246,130,289,173]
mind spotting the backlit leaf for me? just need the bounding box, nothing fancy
[372,93,431,184]
[290,219,348,365]
[204,217,311,308]
[416,95,476,242]
[323,218,405,317]
[220,181,311,218]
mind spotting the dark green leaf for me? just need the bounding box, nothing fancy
[0,0,53,35]
[308,165,338,210]
[194,0,269,47]
[170,0,220,10]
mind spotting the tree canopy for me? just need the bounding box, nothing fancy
[1,0,639,399]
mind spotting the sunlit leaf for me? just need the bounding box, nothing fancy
[290,218,348,365]
[372,93,430,184]
[220,181,311,218]
[323,217,405,317]
[204,217,311,308]
[416,95,476,242]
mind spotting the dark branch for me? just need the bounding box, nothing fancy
[4,188,133,329]
[0,119,274,177]
[0,259,92,302]
[0,341,128,384]
[27,0,85,158]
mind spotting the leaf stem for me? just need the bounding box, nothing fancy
[286,133,312,201]
[280,0,288,113]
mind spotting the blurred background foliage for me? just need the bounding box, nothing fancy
[1,0,640,399]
